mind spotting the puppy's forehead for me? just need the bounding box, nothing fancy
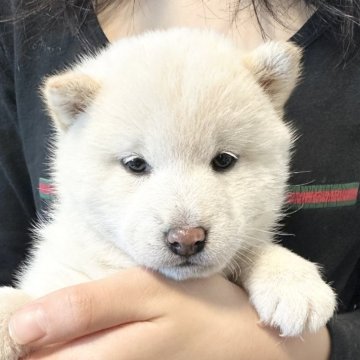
[96,72,258,161]
[86,31,280,159]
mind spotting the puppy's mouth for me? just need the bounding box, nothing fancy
[176,259,207,269]
[178,260,193,267]
[172,256,204,268]
[157,257,216,280]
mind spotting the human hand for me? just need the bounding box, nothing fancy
[8,268,330,360]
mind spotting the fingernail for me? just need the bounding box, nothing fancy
[8,305,47,345]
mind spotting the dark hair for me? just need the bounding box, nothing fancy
[3,0,360,53]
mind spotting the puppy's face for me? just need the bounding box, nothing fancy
[43,30,300,279]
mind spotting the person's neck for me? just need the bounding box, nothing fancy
[97,0,315,50]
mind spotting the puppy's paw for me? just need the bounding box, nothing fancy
[245,246,336,337]
[0,287,32,360]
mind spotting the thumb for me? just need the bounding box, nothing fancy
[8,267,166,348]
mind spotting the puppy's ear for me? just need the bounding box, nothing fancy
[243,42,302,110]
[42,72,100,132]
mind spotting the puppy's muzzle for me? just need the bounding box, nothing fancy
[166,227,206,257]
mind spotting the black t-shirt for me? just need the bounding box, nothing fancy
[0,2,359,359]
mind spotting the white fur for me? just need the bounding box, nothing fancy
[0,29,335,359]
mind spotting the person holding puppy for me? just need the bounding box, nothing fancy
[0,1,359,359]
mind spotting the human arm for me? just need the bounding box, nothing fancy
[8,268,332,360]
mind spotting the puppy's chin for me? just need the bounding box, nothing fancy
[156,263,220,281]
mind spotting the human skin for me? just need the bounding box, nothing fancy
[97,0,314,49]
[9,268,331,360]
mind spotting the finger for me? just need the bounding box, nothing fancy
[26,322,163,360]
[9,267,169,348]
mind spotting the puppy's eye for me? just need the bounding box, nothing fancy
[211,152,238,172]
[122,156,150,174]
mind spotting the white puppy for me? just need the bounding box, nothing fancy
[0,29,336,359]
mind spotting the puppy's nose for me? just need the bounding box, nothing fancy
[166,227,206,256]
